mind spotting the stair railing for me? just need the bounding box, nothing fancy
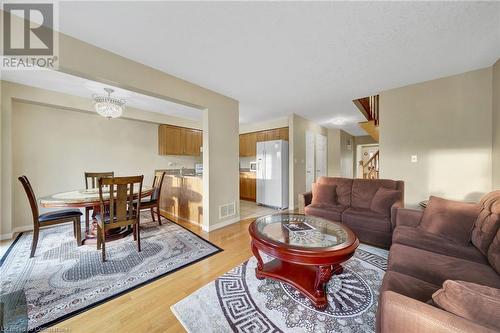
[359,150,379,179]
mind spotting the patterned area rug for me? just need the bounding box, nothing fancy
[172,244,388,333]
[0,214,221,332]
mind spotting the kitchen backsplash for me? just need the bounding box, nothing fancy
[239,156,255,169]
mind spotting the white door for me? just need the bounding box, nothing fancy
[305,131,315,191]
[315,134,327,179]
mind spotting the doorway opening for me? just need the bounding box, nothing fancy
[356,144,379,179]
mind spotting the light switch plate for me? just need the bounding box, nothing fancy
[411,155,418,163]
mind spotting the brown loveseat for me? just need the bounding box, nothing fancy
[298,177,404,249]
[378,191,500,332]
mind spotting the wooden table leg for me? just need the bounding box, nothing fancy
[314,265,333,308]
[251,240,265,280]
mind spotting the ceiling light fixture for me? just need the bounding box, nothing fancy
[331,118,347,126]
[92,88,126,119]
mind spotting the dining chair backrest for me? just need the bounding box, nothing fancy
[85,172,114,189]
[18,176,39,226]
[151,171,165,201]
[98,176,143,225]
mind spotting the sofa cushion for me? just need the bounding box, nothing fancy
[488,227,500,275]
[351,179,399,209]
[432,280,500,331]
[392,226,487,264]
[370,187,402,217]
[472,191,500,255]
[317,177,353,206]
[311,183,337,206]
[420,196,480,245]
[342,207,391,233]
[304,203,346,222]
[381,271,440,302]
[345,225,392,249]
[388,244,500,289]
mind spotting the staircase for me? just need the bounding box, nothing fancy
[358,150,379,179]
[353,95,379,142]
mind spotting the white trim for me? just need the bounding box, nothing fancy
[202,215,240,232]
[0,224,33,240]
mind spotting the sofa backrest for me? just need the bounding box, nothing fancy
[473,191,500,256]
[317,177,353,206]
[351,179,404,209]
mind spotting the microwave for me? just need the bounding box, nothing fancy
[249,161,257,172]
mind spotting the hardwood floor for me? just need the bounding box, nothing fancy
[49,215,257,333]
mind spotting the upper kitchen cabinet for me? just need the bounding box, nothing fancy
[183,128,203,156]
[239,127,288,157]
[239,132,257,157]
[158,124,202,156]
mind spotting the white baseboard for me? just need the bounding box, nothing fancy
[202,215,241,232]
[0,224,33,240]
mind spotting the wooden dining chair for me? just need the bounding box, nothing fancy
[96,175,143,262]
[18,176,83,258]
[84,172,114,233]
[134,171,165,225]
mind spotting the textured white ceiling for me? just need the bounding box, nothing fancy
[54,2,500,134]
[2,70,202,120]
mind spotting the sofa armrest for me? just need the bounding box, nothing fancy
[395,208,424,228]
[380,291,496,333]
[390,200,404,230]
[298,192,312,214]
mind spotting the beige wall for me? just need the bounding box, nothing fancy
[288,114,327,208]
[239,117,288,134]
[327,129,341,177]
[327,129,357,178]
[380,67,493,207]
[1,81,203,238]
[1,16,240,235]
[493,59,500,189]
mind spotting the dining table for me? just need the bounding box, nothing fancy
[39,185,153,244]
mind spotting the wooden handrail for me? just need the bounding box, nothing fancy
[363,150,379,168]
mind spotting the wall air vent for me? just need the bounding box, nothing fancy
[219,202,236,219]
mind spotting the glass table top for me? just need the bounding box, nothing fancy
[254,214,350,249]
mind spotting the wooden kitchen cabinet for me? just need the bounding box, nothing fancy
[240,172,256,201]
[158,124,202,156]
[183,128,202,156]
[239,127,288,157]
[239,132,257,157]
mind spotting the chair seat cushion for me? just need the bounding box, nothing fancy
[96,212,136,224]
[39,209,82,222]
[304,204,347,222]
[133,197,157,205]
[393,226,487,264]
[342,207,391,233]
[388,244,500,289]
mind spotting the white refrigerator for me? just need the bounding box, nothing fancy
[256,140,289,209]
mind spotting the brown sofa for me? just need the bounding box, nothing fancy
[298,177,404,249]
[378,191,500,332]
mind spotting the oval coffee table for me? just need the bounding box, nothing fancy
[249,213,359,309]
